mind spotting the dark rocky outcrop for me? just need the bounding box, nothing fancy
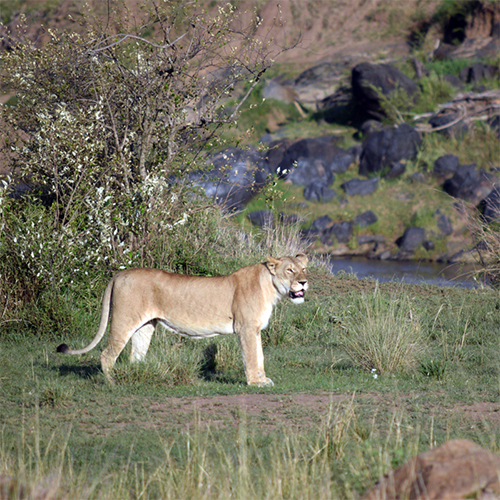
[190,148,268,211]
[436,213,453,236]
[443,163,497,203]
[321,221,353,245]
[396,227,426,252]
[384,161,406,180]
[351,62,419,120]
[429,111,469,137]
[309,215,331,233]
[303,180,336,203]
[341,177,378,196]
[270,136,355,187]
[354,210,377,227]
[482,187,500,222]
[359,124,422,176]
[433,154,460,177]
[459,63,499,84]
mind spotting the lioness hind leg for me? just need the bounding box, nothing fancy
[130,322,156,362]
[100,328,137,382]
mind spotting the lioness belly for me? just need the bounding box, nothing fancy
[157,318,234,339]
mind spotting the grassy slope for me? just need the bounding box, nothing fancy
[2,270,500,498]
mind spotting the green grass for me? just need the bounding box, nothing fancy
[2,271,500,498]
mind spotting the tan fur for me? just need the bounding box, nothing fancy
[57,254,308,386]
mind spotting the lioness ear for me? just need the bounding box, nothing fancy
[295,253,308,266]
[265,256,281,275]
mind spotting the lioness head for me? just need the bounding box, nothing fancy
[266,254,309,304]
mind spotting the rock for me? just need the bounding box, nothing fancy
[410,172,427,183]
[275,136,354,186]
[396,227,425,252]
[278,213,305,226]
[341,177,378,196]
[359,120,384,136]
[191,148,268,211]
[443,164,497,203]
[351,62,419,120]
[433,155,460,177]
[357,234,385,245]
[384,161,406,180]
[322,221,353,244]
[423,240,435,250]
[437,214,453,235]
[265,139,294,176]
[303,180,336,203]
[311,215,332,232]
[429,112,468,137]
[247,210,274,227]
[482,187,500,222]
[378,250,391,260]
[459,63,499,84]
[354,210,378,227]
[316,86,353,124]
[359,124,422,176]
[292,62,341,107]
[262,79,297,103]
[288,157,335,187]
[361,439,500,500]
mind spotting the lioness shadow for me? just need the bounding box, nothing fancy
[199,343,243,385]
[199,343,218,381]
[57,362,101,380]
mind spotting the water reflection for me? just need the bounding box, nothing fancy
[328,257,479,288]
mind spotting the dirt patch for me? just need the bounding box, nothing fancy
[146,392,349,431]
[452,402,500,424]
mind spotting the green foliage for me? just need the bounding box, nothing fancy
[0,0,284,318]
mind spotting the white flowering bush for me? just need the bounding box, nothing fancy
[0,1,288,320]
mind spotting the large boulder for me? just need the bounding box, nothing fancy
[396,227,426,252]
[359,124,422,176]
[341,177,378,196]
[443,164,497,204]
[354,210,377,227]
[429,111,468,137]
[352,62,419,120]
[190,148,269,211]
[303,180,336,203]
[459,63,499,84]
[273,136,355,186]
[321,221,353,245]
[361,439,500,500]
[433,154,460,177]
[482,187,500,222]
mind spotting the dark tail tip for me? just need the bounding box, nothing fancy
[56,343,70,354]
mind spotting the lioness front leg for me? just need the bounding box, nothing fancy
[237,326,274,387]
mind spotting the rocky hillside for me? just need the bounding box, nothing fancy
[1,0,499,264]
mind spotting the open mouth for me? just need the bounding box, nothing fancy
[289,290,305,300]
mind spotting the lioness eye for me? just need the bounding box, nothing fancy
[287,268,294,273]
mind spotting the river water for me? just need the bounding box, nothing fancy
[328,257,479,288]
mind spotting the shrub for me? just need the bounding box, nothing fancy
[0,1,292,317]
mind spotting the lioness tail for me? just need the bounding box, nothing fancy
[56,277,115,356]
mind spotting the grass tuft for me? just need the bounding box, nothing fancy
[337,284,426,375]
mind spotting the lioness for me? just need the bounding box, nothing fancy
[57,254,308,386]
